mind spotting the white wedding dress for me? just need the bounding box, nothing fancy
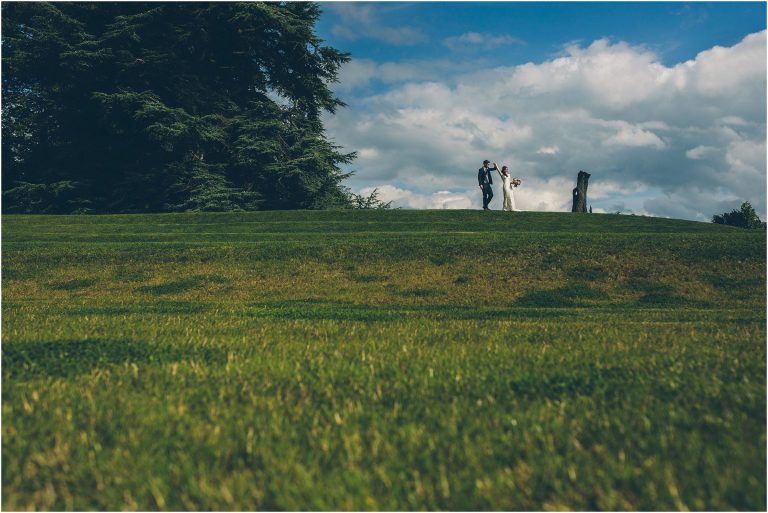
[501,175,521,211]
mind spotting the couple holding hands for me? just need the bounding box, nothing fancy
[477,159,522,211]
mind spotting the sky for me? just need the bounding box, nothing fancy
[315,2,767,220]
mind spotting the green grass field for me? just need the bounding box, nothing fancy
[2,210,765,510]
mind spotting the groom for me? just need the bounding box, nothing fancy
[478,159,494,210]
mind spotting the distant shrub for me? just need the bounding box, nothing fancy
[712,201,766,229]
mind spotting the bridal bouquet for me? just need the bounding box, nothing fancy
[512,177,522,188]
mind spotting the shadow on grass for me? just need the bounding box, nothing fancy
[49,278,98,291]
[625,280,713,308]
[706,274,766,297]
[136,275,232,295]
[517,280,714,309]
[2,339,227,378]
[515,283,608,308]
[2,267,46,281]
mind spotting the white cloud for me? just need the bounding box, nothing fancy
[720,116,749,126]
[512,177,573,212]
[686,31,766,97]
[359,185,474,209]
[327,3,426,46]
[335,60,379,91]
[725,139,766,190]
[603,121,666,148]
[505,39,675,110]
[589,180,649,198]
[536,146,560,155]
[686,145,718,160]
[643,186,743,221]
[328,30,767,220]
[335,59,486,92]
[357,147,380,159]
[444,32,525,50]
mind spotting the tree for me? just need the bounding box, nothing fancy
[571,170,590,213]
[712,202,766,229]
[2,2,355,213]
[348,188,393,209]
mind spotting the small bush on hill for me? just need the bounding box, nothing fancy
[712,201,766,229]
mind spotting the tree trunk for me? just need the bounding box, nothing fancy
[571,170,591,213]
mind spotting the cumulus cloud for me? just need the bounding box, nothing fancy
[327,31,766,220]
[602,121,666,148]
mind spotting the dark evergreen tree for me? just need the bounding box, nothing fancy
[2,2,355,213]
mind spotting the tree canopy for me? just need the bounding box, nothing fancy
[2,2,356,213]
[712,201,765,230]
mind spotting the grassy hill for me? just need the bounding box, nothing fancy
[2,210,765,510]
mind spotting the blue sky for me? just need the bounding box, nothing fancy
[315,2,766,219]
[318,2,764,67]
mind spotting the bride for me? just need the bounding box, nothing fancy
[493,162,522,212]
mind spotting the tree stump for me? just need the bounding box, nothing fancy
[571,170,591,213]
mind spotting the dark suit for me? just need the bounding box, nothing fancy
[478,166,494,209]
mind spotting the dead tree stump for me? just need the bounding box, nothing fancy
[571,170,591,213]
